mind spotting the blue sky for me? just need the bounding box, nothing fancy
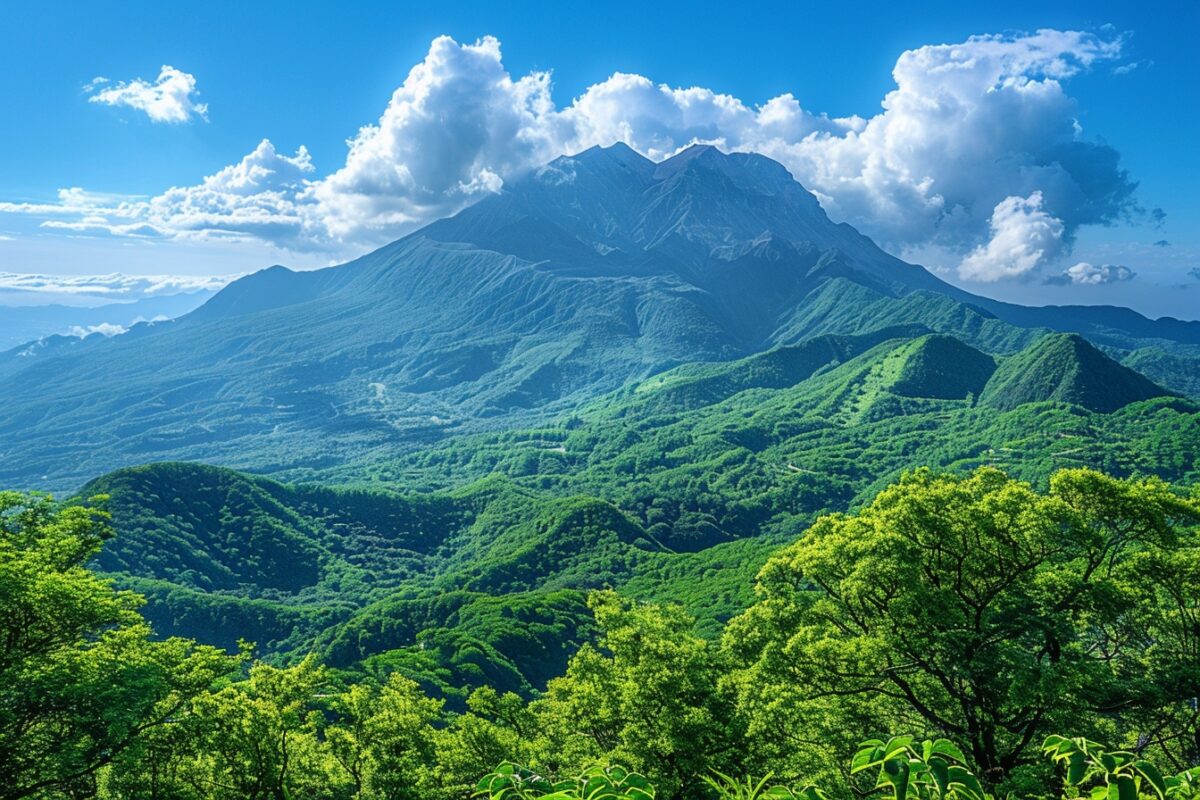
[1,0,1197,317]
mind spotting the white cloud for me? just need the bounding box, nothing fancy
[1061,262,1136,285]
[1113,60,1150,76]
[138,139,317,245]
[0,272,234,299]
[310,35,565,239]
[68,322,128,338]
[5,29,1137,274]
[88,65,208,123]
[0,142,318,246]
[958,192,1065,282]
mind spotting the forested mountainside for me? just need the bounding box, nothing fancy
[17,466,1200,800]
[4,144,1199,492]
[83,325,1199,703]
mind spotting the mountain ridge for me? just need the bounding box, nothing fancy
[2,143,1196,491]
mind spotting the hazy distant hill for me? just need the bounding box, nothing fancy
[0,290,214,350]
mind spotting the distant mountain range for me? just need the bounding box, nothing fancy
[2,143,1198,491]
[0,290,215,350]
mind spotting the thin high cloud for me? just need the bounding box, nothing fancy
[0,272,233,299]
[3,30,1145,282]
[87,65,207,123]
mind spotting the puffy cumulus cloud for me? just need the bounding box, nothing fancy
[560,75,862,161]
[5,30,1140,268]
[309,35,566,239]
[0,272,234,299]
[745,29,1132,253]
[138,139,318,245]
[2,141,320,247]
[958,192,1065,282]
[1059,262,1136,285]
[87,65,208,123]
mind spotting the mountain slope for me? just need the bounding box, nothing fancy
[980,333,1172,413]
[3,144,1197,491]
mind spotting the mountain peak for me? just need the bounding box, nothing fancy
[653,143,727,179]
[562,141,655,173]
[980,332,1170,412]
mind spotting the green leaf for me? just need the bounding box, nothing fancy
[1067,752,1088,786]
[1134,760,1167,799]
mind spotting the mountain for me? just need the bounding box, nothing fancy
[3,143,1198,491]
[889,334,996,399]
[0,290,215,350]
[980,333,1171,413]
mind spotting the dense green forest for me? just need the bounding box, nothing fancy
[75,329,1200,702]
[6,465,1200,799]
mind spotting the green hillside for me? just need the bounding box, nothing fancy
[84,329,1198,701]
[980,332,1171,412]
[889,334,996,399]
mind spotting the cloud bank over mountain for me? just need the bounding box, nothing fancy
[2,30,1142,282]
[0,271,233,300]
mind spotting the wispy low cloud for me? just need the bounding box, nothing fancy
[68,322,128,338]
[0,145,318,246]
[1113,60,1152,76]
[87,65,207,123]
[0,272,234,299]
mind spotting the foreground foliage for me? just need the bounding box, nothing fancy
[0,492,234,800]
[477,734,1200,800]
[3,467,1198,799]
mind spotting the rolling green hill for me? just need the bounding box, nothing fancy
[980,332,1171,412]
[84,328,1199,701]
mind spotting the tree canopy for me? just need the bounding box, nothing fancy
[724,468,1200,791]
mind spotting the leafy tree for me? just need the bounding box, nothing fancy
[724,468,1200,791]
[529,592,742,800]
[326,673,443,800]
[181,655,348,800]
[0,491,233,800]
[434,687,538,799]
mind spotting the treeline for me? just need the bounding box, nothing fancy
[3,467,1200,799]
